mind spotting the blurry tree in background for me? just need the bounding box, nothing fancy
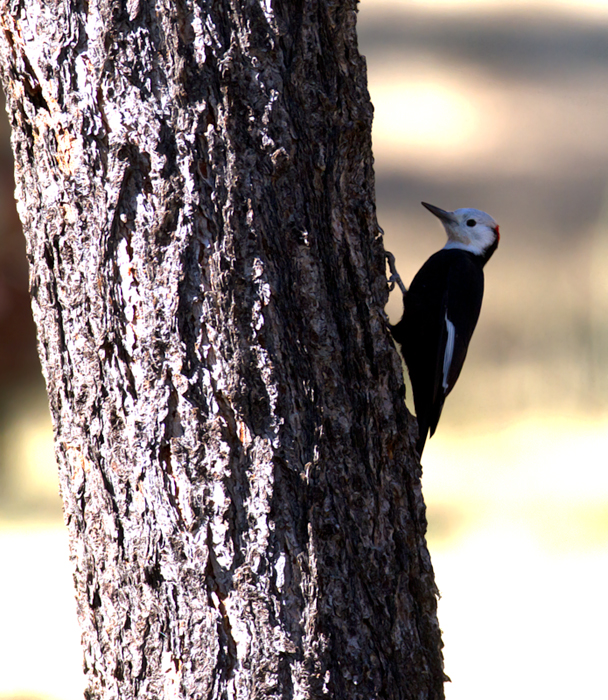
[0,1,445,698]
[0,91,43,515]
[0,97,36,382]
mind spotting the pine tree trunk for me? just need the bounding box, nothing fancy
[0,1,445,698]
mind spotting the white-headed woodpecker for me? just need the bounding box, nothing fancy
[390,202,500,456]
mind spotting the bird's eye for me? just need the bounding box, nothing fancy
[466,219,476,227]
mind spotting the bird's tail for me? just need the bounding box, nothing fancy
[415,418,429,457]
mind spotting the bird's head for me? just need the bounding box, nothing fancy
[421,202,500,262]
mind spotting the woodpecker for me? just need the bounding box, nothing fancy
[390,202,500,456]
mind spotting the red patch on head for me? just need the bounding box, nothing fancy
[495,225,500,242]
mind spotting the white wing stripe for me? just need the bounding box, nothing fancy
[443,313,455,391]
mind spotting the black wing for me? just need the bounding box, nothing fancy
[391,250,484,455]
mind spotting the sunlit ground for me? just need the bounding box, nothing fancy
[424,415,608,699]
[0,385,83,700]
[0,523,83,700]
[2,0,608,698]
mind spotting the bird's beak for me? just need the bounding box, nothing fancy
[421,202,456,224]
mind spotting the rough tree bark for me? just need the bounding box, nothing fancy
[0,1,445,698]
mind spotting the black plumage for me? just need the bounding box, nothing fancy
[391,250,484,455]
[390,202,499,456]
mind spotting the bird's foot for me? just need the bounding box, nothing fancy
[385,251,407,295]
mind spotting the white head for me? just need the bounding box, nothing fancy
[421,202,500,260]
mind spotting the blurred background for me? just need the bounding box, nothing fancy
[1,0,608,698]
[362,0,608,698]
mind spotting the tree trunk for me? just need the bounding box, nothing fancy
[0,1,445,698]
